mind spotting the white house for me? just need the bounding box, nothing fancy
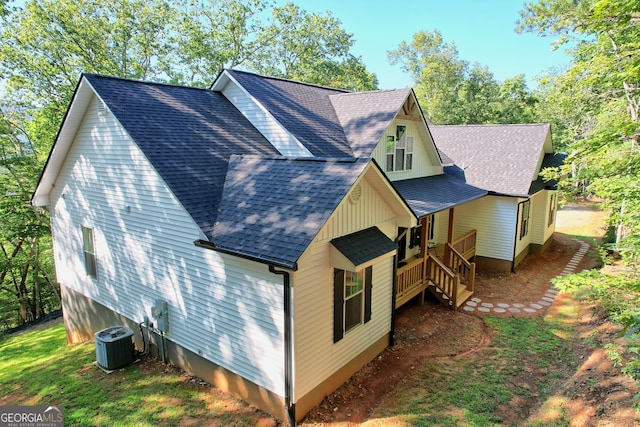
[32,70,560,423]
[430,124,565,272]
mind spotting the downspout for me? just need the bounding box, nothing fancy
[512,201,526,273]
[269,265,296,427]
[390,255,398,347]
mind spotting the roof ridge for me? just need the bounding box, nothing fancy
[430,123,550,128]
[330,87,411,98]
[82,73,209,92]
[230,154,361,163]
[225,68,350,94]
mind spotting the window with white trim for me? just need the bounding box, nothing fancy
[82,226,97,277]
[333,266,372,342]
[385,125,413,172]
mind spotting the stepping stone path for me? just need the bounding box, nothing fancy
[462,239,590,314]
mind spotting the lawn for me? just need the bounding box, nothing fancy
[0,323,269,426]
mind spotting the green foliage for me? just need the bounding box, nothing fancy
[552,268,640,407]
[0,0,379,327]
[520,0,640,262]
[388,30,539,124]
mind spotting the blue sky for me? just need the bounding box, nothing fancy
[282,0,570,89]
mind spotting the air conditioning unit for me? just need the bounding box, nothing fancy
[95,326,134,370]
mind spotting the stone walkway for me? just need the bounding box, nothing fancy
[462,239,590,314]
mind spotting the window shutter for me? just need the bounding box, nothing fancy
[333,269,344,343]
[364,266,373,323]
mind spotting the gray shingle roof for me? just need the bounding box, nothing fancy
[331,227,397,267]
[430,124,552,197]
[211,156,370,269]
[84,74,279,237]
[330,89,412,157]
[225,70,353,157]
[392,174,487,218]
[225,69,412,159]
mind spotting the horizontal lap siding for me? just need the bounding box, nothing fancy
[50,97,285,395]
[530,190,554,245]
[454,196,518,261]
[293,174,398,399]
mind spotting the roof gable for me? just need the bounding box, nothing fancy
[430,124,552,197]
[210,156,371,269]
[330,88,412,157]
[222,69,353,157]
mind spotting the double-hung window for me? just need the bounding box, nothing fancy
[334,266,372,342]
[385,125,413,172]
[82,226,97,277]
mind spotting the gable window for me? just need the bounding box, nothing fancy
[520,200,531,240]
[82,226,97,277]
[548,193,557,227]
[333,266,372,342]
[385,125,413,172]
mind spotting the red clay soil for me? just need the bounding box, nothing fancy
[300,231,640,426]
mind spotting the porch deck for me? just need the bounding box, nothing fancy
[395,230,477,310]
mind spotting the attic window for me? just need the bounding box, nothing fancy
[349,184,362,204]
[386,126,413,172]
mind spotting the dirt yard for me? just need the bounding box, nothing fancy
[300,202,640,426]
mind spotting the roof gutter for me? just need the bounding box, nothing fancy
[194,240,298,271]
[269,265,296,427]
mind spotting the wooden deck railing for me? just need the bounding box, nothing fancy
[445,243,476,294]
[426,255,460,309]
[452,229,477,260]
[395,256,427,308]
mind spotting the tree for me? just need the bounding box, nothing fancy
[388,30,539,124]
[0,0,377,327]
[519,0,640,260]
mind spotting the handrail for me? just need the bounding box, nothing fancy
[396,256,425,299]
[452,229,477,260]
[426,255,459,308]
[446,243,476,293]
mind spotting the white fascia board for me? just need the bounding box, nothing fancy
[32,77,94,206]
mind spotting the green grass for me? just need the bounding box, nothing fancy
[0,323,260,426]
[373,314,580,427]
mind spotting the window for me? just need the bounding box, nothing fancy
[427,214,435,241]
[520,200,531,240]
[409,225,421,249]
[82,226,97,277]
[385,126,413,172]
[548,193,557,227]
[334,266,372,342]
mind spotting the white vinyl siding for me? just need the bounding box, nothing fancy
[453,196,519,261]
[372,119,442,180]
[49,97,286,396]
[221,81,312,157]
[292,171,401,400]
[530,190,556,245]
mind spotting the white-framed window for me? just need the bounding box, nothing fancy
[520,200,531,240]
[334,266,372,342]
[385,125,413,172]
[82,226,97,277]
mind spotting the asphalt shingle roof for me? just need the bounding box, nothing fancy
[225,70,411,159]
[430,124,552,197]
[330,89,412,158]
[392,174,487,218]
[330,227,397,267]
[211,156,370,269]
[225,70,353,157]
[84,74,279,237]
